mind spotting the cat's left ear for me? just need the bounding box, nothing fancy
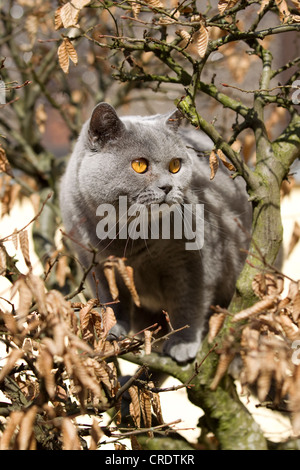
[88,102,125,146]
[165,109,184,131]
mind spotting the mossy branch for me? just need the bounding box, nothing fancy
[122,339,268,450]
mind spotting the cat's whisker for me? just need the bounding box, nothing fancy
[94,209,130,255]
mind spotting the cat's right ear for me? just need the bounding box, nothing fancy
[88,103,125,146]
[165,109,184,132]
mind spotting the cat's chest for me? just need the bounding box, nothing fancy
[127,241,186,310]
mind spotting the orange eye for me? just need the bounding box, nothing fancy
[169,158,181,174]
[131,158,148,174]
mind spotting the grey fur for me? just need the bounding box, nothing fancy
[60,103,252,363]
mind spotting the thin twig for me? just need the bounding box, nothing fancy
[114,365,148,401]
[0,192,52,244]
[222,82,299,94]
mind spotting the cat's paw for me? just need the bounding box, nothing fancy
[108,321,130,340]
[163,337,200,363]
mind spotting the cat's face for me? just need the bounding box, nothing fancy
[77,103,193,209]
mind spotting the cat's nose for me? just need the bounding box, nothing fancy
[159,185,172,194]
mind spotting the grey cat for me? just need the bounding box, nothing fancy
[59,102,252,363]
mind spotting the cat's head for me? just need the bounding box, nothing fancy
[77,102,193,209]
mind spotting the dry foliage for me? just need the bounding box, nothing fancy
[209,272,300,435]
[209,148,236,180]
[0,219,174,450]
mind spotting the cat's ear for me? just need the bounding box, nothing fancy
[88,102,125,145]
[165,109,184,131]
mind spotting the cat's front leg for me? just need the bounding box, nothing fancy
[162,295,209,363]
[163,323,203,363]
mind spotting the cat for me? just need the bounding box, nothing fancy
[59,102,252,363]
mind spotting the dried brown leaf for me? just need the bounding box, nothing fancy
[0,243,6,275]
[196,24,209,58]
[208,312,226,343]
[35,102,47,134]
[58,38,78,74]
[252,273,283,299]
[19,230,31,268]
[216,149,236,171]
[55,254,69,287]
[37,348,56,398]
[210,351,235,390]
[0,145,13,176]
[291,411,300,435]
[16,277,33,324]
[102,306,117,337]
[144,329,152,355]
[130,435,143,450]
[99,339,121,357]
[176,29,192,46]
[278,313,299,341]
[232,296,277,323]
[275,0,290,22]
[73,0,91,8]
[115,258,140,306]
[144,0,164,8]
[129,385,141,427]
[115,442,127,450]
[241,325,260,350]
[26,272,47,315]
[209,150,219,180]
[290,14,300,22]
[218,0,229,14]
[62,418,82,450]
[257,0,271,14]
[292,292,300,324]
[1,311,18,334]
[65,38,78,65]
[60,2,80,28]
[46,289,73,318]
[103,262,119,301]
[124,265,140,306]
[12,228,18,250]
[53,322,67,357]
[287,280,300,300]
[0,411,24,450]
[0,348,24,382]
[149,381,164,425]
[58,39,69,74]
[241,351,261,384]
[17,406,38,450]
[131,2,141,18]
[25,15,38,45]
[90,358,113,394]
[89,418,104,450]
[257,368,273,402]
[79,298,97,334]
[288,221,300,256]
[54,7,63,30]
[158,9,180,24]
[69,351,102,399]
[140,389,153,435]
[218,0,240,14]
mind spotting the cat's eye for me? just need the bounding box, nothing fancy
[169,158,181,174]
[131,158,148,174]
